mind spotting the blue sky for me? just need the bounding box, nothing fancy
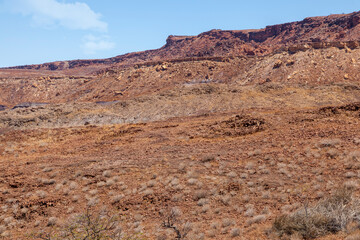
[0,0,360,67]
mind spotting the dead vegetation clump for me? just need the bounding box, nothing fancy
[273,187,360,239]
[161,207,192,240]
[36,208,141,240]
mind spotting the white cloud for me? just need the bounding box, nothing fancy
[6,0,108,32]
[81,35,115,54]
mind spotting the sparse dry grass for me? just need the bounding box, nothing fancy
[1,84,359,239]
[273,187,360,239]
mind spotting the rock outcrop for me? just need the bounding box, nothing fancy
[5,11,360,71]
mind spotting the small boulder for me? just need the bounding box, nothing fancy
[273,60,283,69]
[286,60,295,66]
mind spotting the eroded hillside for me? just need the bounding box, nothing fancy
[1,42,360,107]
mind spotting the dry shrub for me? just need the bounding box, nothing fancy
[346,231,360,240]
[110,194,124,205]
[47,217,57,226]
[161,207,192,239]
[222,218,234,228]
[0,225,6,234]
[193,190,207,200]
[36,208,141,240]
[319,138,341,148]
[143,189,154,196]
[36,190,47,199]
[273,188,360,239]
[42,167,53,173]
[246,215,266,225]
[230,227,241,238]
[42,178,56,185]
[102,170,112,178]
[207,229,216,238]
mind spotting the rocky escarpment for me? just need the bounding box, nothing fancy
[157,11,360,57]
[6,11,360,71]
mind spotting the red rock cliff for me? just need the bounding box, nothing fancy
[7,11,360,71]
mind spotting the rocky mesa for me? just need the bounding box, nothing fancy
[5,11,360,72]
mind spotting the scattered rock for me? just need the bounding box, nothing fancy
[207,115,266,137]
[319,102,360,115]
[286,60,295,66]
[273,60,283,69]
[12,102,48,110]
